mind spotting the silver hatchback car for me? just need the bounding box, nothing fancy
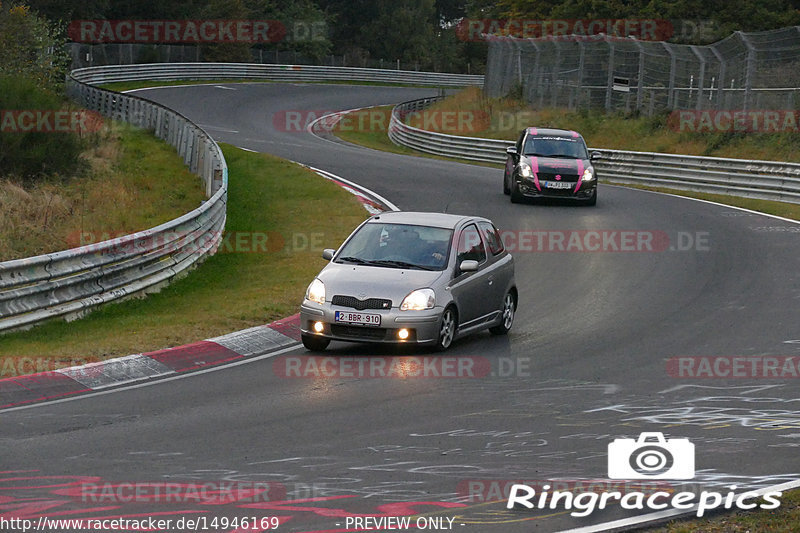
[300,211,516,351]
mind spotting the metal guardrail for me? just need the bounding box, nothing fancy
[0,64,483,334]
[0,71,229,333]
[389,98,800,204]
[70,63,484,87]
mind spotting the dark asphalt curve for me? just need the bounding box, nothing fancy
[3,83,800,533]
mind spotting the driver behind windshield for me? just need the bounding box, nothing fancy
[381,226,447,268]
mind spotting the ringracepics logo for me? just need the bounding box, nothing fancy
[507,432,783,517]
[608,432,694,480]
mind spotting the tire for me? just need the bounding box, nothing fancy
[503,172,510,195]
[510,179,524,204]
[584,189,597,206]
[434,307,458,352]
[490,291,516,335]
[302,333,330,351]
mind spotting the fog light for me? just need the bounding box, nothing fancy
[398,328,410,340]
[313,321,324,333]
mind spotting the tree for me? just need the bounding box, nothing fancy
[0,2,70,90]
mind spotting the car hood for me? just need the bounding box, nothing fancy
[523,155,589,177]
[317,262,448,307]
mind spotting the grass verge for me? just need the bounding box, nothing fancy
[649,488,800,532]
[333,90,800,222]
[0,145,368,372]
[419,87,800,163]
[332,105,501,169]
[1,123,206,261]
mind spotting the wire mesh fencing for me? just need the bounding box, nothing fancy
[484,26,800,114]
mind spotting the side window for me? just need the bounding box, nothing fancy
[478,222,504,256]
[456,224,487,267]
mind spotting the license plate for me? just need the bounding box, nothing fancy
[335,311,381,326]
[544,181,574,189]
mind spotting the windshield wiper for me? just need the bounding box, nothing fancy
[548,154,579,159]
[371,260,435,271]
[337,256,372,265]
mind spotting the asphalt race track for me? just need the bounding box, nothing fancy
[3,82,800,532]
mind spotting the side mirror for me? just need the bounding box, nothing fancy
[459,260,479,273]
[506,146,518,156]
[322,249,335,260]
[590,151,603,161]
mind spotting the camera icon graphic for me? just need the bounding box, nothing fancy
[608,432,695,480]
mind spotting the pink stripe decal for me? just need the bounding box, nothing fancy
[528,127,538,135]
[574,160,584,193]
[531,157,541,191]
[571,130,579,138]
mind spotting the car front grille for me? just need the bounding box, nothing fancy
[330,325,388,340]
[331,295,392,310]
[538,173,578,183]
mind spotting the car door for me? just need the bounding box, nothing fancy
[448,223,495,329]
[477,221,513,316]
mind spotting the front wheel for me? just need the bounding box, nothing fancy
[490,292,516,335]
[434,307,457,352]
[302,333,330,351]
[584,189,597,206]
[503,171,511,195]
[510,179,524,204]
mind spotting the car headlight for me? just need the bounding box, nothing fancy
[519,162,534,179]
[582,166,595,181]
[400,288,435,311]
[306,278,325,304]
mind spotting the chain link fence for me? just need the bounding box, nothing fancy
[484,27,800,114]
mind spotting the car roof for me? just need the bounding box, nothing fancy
[525,127,582,139]
[366,211,486,229]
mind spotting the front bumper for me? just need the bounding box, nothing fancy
[518,178,597,200]
[300,300,443,345]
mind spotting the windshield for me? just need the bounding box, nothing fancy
[522,135,588,159]
[335,222,453,271]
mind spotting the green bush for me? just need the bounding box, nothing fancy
[0,75,86,182]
